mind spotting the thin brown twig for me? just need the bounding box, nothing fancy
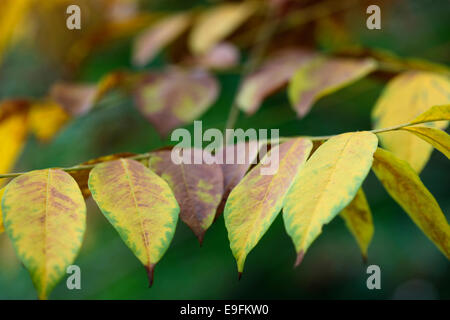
[0,119,441,179]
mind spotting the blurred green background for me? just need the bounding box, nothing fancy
[0,0,449,299]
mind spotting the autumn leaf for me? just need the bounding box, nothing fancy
[237,49,317,115]
[50,82,98,116]
[224,138,313,274]
[0,100,29,179]
[2,169,86,299]
[215,141,260,218]
[28,100,70,142]
[88,159,179,285]
[283,132,378,266]
[49,72,130,117]
[340,188,374,261]
[372,148,450,258]
[134,68,219,137]
[400,127,450,159]
[372,72,450,172]
[194,42,240,70]
[149,149,223,244]
[189,1,256,54]
[132,13,191,67]
[288,56,377,118]
[409,104,450,125]
[68,152,136,198]
[398,105,450,160]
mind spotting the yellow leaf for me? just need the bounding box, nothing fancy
[0,100,29,177]
[28,101,70,142]
[2,169,86,299]
[283,132,378,265]
[340,188,374,260]
[401,126,450,159]
[409,104,450,125]
[372,72,450,172]
[0,0,33,65]
[189,2,256,54]
[88,159,179,285]
[68,152,137,199]
[224,139,313,273]
[0,188,4,234]
[372,148,450,259]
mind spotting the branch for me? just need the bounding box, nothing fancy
[0,119,440,179]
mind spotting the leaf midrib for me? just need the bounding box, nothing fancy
[236,140,304,261]
[297,135,353,251]
[120,159,152,268]
[41,169,51,298]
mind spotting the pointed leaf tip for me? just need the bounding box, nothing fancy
[224,139,313,274]
[2,169,86,300]
[283,132,378,263]
[294,251,304,268]
[238,272,242,281]
[340,188,374,259]
[146,265,155,288]
[88,159,180,283]
[149,149,223,242]
[362,254,368,265]
[197,231,205,247]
